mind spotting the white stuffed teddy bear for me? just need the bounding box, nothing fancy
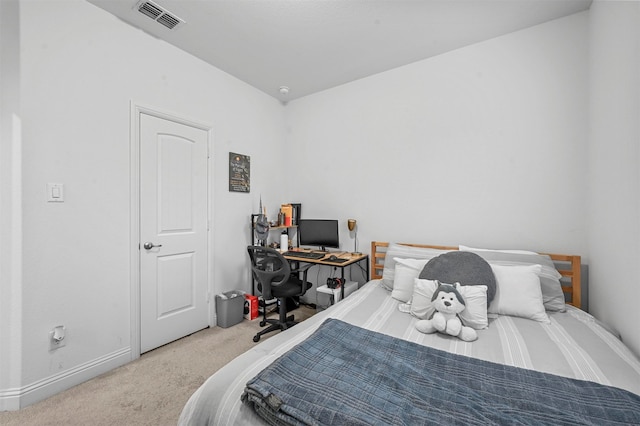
[415,281,478,342]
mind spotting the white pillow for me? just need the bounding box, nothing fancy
[410,279,489,330]
[458,284,489,330]
[409,279,438,319]
[381,244,449,290]
[460,247,566,312]
[391,258,430,302]
[488,264,550,323]
[459,245,538,255]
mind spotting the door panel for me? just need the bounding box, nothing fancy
[157,252,195,319]
[158,135,195,232]
[140,113,209,353]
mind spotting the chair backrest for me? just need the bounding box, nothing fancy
[247,246,291,301]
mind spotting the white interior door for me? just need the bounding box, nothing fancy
[139,112,209,353]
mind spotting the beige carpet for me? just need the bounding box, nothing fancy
[0,305,316,426]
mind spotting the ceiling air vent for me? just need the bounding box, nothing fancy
[136,1,184,30]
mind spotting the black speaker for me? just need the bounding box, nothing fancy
[291,203,301,226]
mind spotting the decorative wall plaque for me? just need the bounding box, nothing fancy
[229,152,250,193]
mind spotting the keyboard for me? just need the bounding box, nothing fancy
[283,251,326,260]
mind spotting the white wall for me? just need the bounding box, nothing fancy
[4,0,638,411]
[0,0,23,410]
[285,13,589,257]
[588,1,640,356]
[3,0,286,409]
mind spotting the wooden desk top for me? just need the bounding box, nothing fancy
[283,250,368,266]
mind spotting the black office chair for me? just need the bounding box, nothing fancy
[247,246,312,342]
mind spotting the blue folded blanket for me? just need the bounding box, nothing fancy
[242,318,640,425]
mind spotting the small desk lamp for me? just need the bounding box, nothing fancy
[347,219,360,255]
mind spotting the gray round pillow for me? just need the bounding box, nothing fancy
[419,251,496,305]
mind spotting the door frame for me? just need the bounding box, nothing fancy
[129,102,214,360]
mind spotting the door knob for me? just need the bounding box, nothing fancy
[143,242,162,250]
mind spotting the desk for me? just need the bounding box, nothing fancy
[283,251,369,301]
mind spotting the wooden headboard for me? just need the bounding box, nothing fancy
[370,241,582,310]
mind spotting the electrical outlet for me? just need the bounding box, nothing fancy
[49,326,66,351]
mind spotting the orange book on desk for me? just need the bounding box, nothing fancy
[280,204,293,226]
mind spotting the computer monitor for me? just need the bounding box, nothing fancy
[297,219,339,251]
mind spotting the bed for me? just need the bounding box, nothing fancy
[179,242,640,425]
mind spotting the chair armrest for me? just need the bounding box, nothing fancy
[290,263,313,274]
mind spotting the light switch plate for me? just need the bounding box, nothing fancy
[47,183,64,202]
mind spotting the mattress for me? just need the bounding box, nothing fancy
[179,280,640,425]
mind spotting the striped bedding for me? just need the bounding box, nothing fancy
[178,280,640,425]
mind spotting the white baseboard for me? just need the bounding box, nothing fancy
[0,347,131,411]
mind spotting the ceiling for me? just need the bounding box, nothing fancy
[87,0,591,102]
